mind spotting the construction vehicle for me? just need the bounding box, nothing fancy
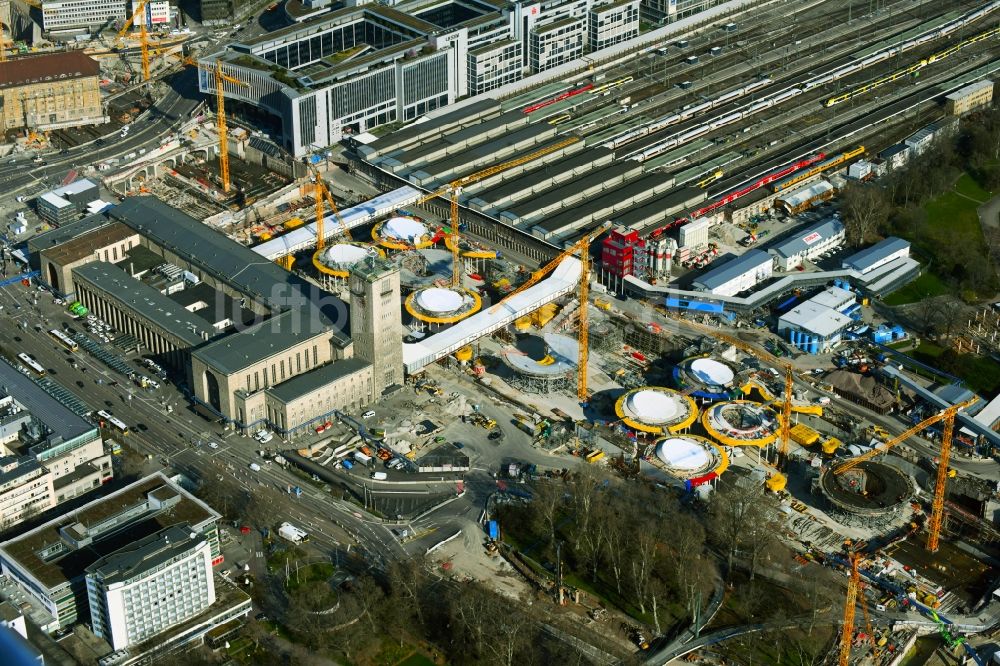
[490,222,610,402]
[835,398,976,551]
[183,58,248,193]
[413,137,579,288]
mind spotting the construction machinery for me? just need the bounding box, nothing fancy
[116,0,152,82]
[413,137,579,288]
[833,399,976,552]
[183,58,248,193]
[311,169,351,252]
[490,223,609,402]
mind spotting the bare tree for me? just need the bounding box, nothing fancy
[628,529,658,614]
[709,479,764,576]
[742,501,780,582]
[841,183,891,246]
[531,480,563,550]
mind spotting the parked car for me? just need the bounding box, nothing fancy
[362,410,376,419]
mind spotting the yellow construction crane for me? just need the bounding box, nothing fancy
[116,0,152,82]
[414,137,579,288]
[490,223,609,401]
[833,398,976,552]
[309,168,352,252]
[686,323,796,466]
[927,400,976,552]
[838,551,862,666]
[183,58,248,193]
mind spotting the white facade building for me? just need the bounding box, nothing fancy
[588,0,640,51]
[769,217,845,271]
[86,524,215,651]
[529,17,586,72]
[42,0,169,33]
[841,237,911,275]
[467,39,523,95]
[691,249,772,297]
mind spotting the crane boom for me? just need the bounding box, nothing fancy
[116,0,151,81]
[834,399,976,476]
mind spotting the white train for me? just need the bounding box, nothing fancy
[803,1,1000,90]
[610,0,1000,162]
[605,78,771,149]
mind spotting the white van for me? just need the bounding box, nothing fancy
[371,471,387,481]
[249,463,261,472]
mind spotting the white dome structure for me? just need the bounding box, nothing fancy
[689,358,735,386]
[614,386,698,434]
[415,287,464,314]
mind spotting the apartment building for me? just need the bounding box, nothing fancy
[0,359,111,531]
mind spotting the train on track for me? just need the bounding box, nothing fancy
[606,1,1000,162]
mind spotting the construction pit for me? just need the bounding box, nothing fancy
[674,355,740,401]
[501,332,578,394]
[654,435,729,484]
[614,386,698,435]
[701,400,780,448]
[818,461,913,526]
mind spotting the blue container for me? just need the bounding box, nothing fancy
[342,459,354,470]
[487,520,499,540]
[810,338,819,354]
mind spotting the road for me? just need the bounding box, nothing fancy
[0,67,203,194]
[0,277,411,568]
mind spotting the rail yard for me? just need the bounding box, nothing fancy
[0,0,999,663]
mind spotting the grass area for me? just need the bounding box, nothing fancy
[955,172,993,202]
[913,341,947,358]
[285,561,334,591]
[883,271,950,305]
[398,653,436,666]
[888,173,996,303]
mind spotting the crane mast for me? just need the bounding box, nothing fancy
[927,404,961,552]
[838,552,861,666]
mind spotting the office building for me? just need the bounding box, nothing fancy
[945,79,993,116]
[86,524,215,651]
[0,359,111,531]
[691,249,773,297]
[0,474,223,631]
[36,179,99,226]
[467,39,522,96]
[41,0,169,33]
[529,17,585,72]
[768,217,845,271]
[841,237,911,275]
[0,51,106,131]
[588,0,639,51]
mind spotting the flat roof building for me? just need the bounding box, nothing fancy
[0,473,221,631]
[777,286,856,354]
[945,79,993,116]
[841,237,910,275]
[0,359,111,532]
[86,524,215,651]
[768,217,845,271]
[691,249,773,297]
